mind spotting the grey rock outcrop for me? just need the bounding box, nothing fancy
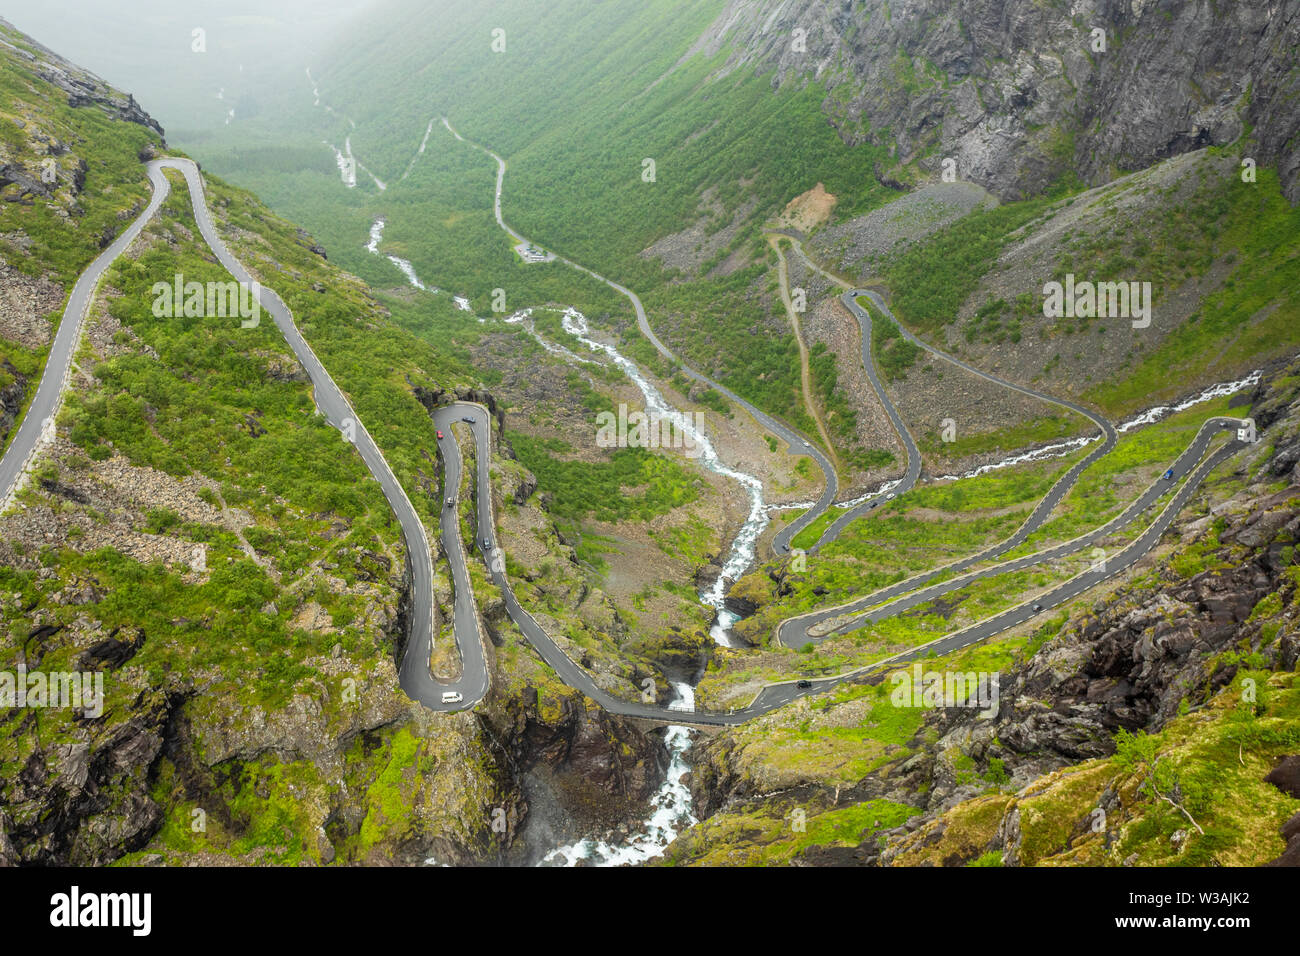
[0,17,165,139]
[686,0,1300,202]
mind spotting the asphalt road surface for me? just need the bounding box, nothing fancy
[769,234,1120,553]
[438,402,1245,724]
[7,153,1254,727]
[441,120,839,555]
[359,133,1257,722]
[805,287,1119,553]
[0,157,482,712]
[436,401,743,726]
[777,416,1242,648]
[0,162,174,506]
[417,146,1252,719]
[806,289,923,548]
[166,159,487,712]
[750,435,1243,712]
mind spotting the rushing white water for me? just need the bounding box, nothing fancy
[364,217,383,255]
[366,218,428,289]
[832,477,903,511]
[503,308,599,364]
[486,306,728,864]
[935,435,1098,482]
[306,67,355,126]
[388,255,425,289]
[931,370,1263,482]
[348,137,387,191]
[439,112,770,641]
[366,218,474,310]
[535,364,1262,866]
[1117,370,1261,432]
[327,135,386,190]
[559,308,768,647]
[773,477,904,517]
[330,142,357,188]
[542,681,698,867]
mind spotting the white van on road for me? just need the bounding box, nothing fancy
[441,691,463,704]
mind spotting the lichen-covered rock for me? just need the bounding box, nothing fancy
[2,679,186,865]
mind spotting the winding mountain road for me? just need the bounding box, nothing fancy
[808,289,924,548]
[750,247,1220,647]
[423,123,1252,721]
[0,162,174,507]
[441,119,839,556]
[439,400,1242,724]
[777,415,1239,647]
[774,231,1119,556]
[769,289,1123,641]
[0,157,480,712]
[434,401,739,724]
[162,159,488,712]
[5,151,1254,730]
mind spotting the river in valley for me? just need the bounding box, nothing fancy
[541,680,698,866]
[363,144,1264,863]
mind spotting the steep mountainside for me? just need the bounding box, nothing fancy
[176,0,1300,476]
[669,360,1300,866]
[0,17,166,454]
[691,0,1300,202]
[3,4,1298,871]
[0,21,679,866]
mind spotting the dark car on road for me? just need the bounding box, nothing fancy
[796,679,812,689]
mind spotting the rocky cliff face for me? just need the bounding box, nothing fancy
[0,14,674,864]
[683,359,1300,865]
[0,556,669,867]
[483,691,669,860]
[0,17,164,139]
[912,486,1299,809]
[688,0,1300,201]
[0,678,186,865]
[0,362,28,450]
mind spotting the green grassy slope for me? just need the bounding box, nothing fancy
[189,0,896,434]
[0,20,166,451]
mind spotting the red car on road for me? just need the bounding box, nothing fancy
[436,430,444,440]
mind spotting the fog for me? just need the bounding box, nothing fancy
[0,0,376,138]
